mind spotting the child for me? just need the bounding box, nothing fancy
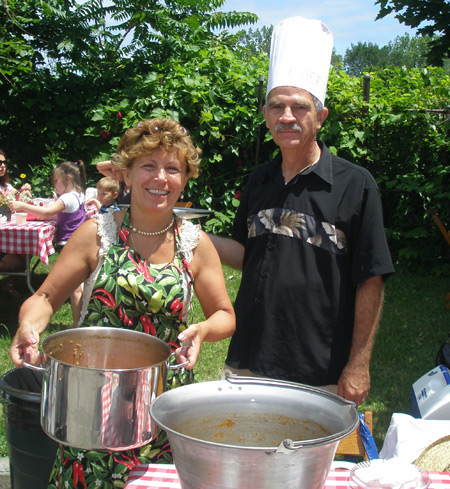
[10,160,87,324]
[96,155,131,204]
[85,176,119,213]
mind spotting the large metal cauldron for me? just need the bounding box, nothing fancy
[24,327,185,451]
[150,375,359,489]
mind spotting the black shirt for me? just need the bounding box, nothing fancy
[227,141,394,385]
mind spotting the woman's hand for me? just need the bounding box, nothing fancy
[176,324,205,370]
[9,327,42,367]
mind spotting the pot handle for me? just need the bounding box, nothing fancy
[224,373,356,407]
[22,360,46,372]
[23,356,188,371]
[168,352,189,370]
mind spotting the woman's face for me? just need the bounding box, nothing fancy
[124,148,188,212]
[0,155,6,178]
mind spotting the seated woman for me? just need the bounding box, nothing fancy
[9,118,235,487]
[0,149,32,278]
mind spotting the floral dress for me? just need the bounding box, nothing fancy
[48,210,200,489]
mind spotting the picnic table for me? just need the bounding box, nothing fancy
[124,463,450,489]
[0,204,98,293]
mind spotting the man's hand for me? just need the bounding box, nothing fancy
[338,363,370,406]
[338,275,384,406]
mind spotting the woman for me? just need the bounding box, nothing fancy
[0,149,32,277]
[9,118,235,488]
[0,149,32,197]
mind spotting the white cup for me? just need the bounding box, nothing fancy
[14,212,27,225]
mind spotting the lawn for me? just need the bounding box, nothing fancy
[0,256,448,457]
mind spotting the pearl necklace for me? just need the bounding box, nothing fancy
[130,220,173,236]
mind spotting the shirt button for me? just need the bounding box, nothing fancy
[254,297,262,304]
[260,271,268,278]
[267,243,275,251]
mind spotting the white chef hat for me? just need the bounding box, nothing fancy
[266,16,333,105]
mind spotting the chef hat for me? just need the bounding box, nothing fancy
[266,16,333,105]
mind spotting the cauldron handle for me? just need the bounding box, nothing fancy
[224,373,355,405]
[22,360,46,372]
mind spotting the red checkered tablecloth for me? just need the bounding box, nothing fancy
[0,219,57,266]
[0,204,98,267]
[124,464,450,489]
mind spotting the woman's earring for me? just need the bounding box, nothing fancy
[180,192,184,200]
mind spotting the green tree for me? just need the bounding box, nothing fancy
[236,25,273,56]
[344,42,390,76]
[0,0,257,166]
[1,0,257,79]
[344,34,435,75]
[376,0,450,65]
[387,33,431,68]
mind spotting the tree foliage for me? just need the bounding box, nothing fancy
[344,34,434,75]
[0,1,449,273]
[236,25,272,56]
[376,0,450,65]
[324,67,450,273]
[387,33,431,68]
[0,0,258,80]
[344,42,390,76]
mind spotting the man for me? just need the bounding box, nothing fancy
[210,17,394,406]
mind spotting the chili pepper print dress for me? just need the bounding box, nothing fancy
[48,209,200,489]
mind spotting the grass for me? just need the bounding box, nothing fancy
[0,257,449,457]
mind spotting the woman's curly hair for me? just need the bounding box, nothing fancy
[115,118,201,179]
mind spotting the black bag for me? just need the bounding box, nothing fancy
[436,334,450,369]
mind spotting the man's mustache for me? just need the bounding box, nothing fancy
[274,122,302,133]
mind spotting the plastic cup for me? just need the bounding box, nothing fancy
[14,212,27,225]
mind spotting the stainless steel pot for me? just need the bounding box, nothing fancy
[24,327,186,451]
[150,375,359,489]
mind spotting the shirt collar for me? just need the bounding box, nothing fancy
[265,140,334,186]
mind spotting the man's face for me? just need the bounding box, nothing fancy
[263,86,328,151]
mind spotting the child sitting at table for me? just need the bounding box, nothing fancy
[10,160,87,324]
[85,176,120,214]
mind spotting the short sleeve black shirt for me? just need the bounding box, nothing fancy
[227,141,394,385]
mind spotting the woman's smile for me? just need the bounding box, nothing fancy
[126,149,188,210]
[147,188,169,196]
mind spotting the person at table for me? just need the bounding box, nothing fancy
[9,117,236,486]
[97,154,131,204]
[209,16,394,407]
[0,149,32,198]
[10,159,87,324]
[85,175,120,213]
[0,149,32,278]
